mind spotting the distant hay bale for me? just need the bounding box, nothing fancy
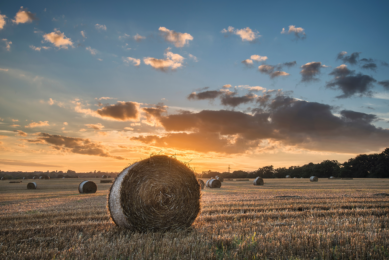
[207,179,222,188]
[78,180,97,194]
[286,175,291,178]
[205,179,211,188]
[253,177,264,186]
[100,180,113,183]
[198,179,205,189]
[39,175,50,179]
[27,182,37,189]
[9,181,22,183]
[102,175,107,178]
[215,176,224,182]
[342,178,353,180]
[108,155,200,232]
[310,176,318,182]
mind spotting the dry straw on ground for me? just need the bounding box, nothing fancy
[310,176,318,182]
[27,182,37,189]
[79,181,97,194]
[108,155,201,232]
[253,177,264,185]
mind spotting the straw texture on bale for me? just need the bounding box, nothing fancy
[100,180,113,183]
[108,155,200,232]
[310,176,318,182]
[198,179,205,189]
[27,182,37,189]
[207,179,222,188]
[78,180,97,194]
[253,177,264,186]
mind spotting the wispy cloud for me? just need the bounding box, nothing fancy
[80,30,86,38]
[221,26,260,42]
[95,24,107,31]
[134,33,145,41]
[25,121,49,128]
[123,57,141,66]
[281,25,306,39]
[2,39,12,51]
[86,46,97,55]
[159,27,193,47]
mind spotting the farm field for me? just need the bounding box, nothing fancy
[0,178,389,259]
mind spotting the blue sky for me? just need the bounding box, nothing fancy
[0,1,388,172]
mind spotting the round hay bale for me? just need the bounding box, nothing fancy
[198,179,205,189]
[27,182,37,189]
[310,176,318,182]
[79,180,97,194]
[208,179,222,188]
[108,155,200,232]
[253,177,264,186]
[205,179,212,187]
[286,175,291,178]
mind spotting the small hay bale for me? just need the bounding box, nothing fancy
[79,180,97,194]
[342,178,353,180]
[215,176,224,182]
[108,155,200,232]
[253,177,264,186]
[198,179,205,189]
[100,180,113,183]
[286,175,291,178]
[102,175,107,178]
[207,179,222,188]
[310,176,318,182]
[27,182,37,189]
[39,175,50,179]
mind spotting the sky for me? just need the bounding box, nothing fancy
[0,0,389,173]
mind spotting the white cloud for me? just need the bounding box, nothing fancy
[372,92,389,100]
[2,39,12,51]
[221,26,260,42]
[223,84,232,88]
[165,50,184,63]
[242,59,253,66]
[29,45,41,51]
[80,31,86,38]
[250,55,267,62]
[86,46,97,55]
[158,27,193,47]
[134,33,145,41]
[143,49,185,71]
[0,14,6,30]
[43,29,73,49]
[25,121,49,128]
[13,7,36,24]
[237,85,266,92]
[123,57,141,66]
[281,25,306,38]
[187,54,197,62]
[95,24,107,31]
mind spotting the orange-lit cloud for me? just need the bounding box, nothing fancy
[2,39,12,51]
[75,100,141,121]
[134,33,145,41]
[25,121,49,128]
[123,57,141,66]
[43,29,73,49]
[281,25,306,39]
[85,123,104,130]
[251,55,268,62]
[143,50,184,71]
[14,130,27,136]
[13,7,37,24]
[159,27,193,47]
[221,26,260,42]
[0,14,6,30]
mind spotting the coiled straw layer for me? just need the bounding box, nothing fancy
[108,155,201,232]
[79,181,97,193]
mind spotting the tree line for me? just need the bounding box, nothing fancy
[200,148,389,179]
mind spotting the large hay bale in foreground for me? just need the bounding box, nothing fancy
[79,180,97,194]
[253,177,264,185]
[198,179,205,189]
[101,180,113,183]
[310,176,318,182]
[207,179,221,188]
[108,155,200,232]
[27,182,37,189]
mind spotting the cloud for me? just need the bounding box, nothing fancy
[361,63,377,71]
[237,85,266,92]
[0,14,6,30]
[188,90,223,100]
[143,103,167,125]
[12,119,19,122]
[282,61,297,68]
[48,98,54,105]
[251,55,268,62]
[336,51,360,65]
[221,26,260,42]
[378,80,389,90]
[220,92,256,107]
[143,50,184,71]
[0,159,60,167]
[134,33,145,41]
[25,121,49,128]
[159,27,193,47]
[139,96,389,154]
[80,31,86,38]
[95,24,107,31]
[258,65,289,79]
[85,123,104,130]
[86,46,97,55]
[242,59,253,66]
[29,133,124,160]
[223,84,232,88]
[43,29,73,49]
[326,67,376,98]
[188,54,198,62]
[2,39,12,51]
[30,45,41,51]
[0,68,9,72]
[300,62,326,82]
[63,122,68,125]
[281,25,306,39]
[96,101,140,121]
[97,97,115,100]
[14,130,27,136]
[13,7,37,24]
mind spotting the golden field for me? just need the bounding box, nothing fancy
[0,178,388,259]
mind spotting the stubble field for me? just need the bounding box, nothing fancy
[0,178,388,259]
